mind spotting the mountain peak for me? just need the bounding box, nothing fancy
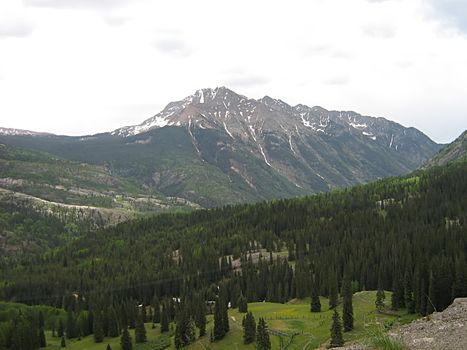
[0,127,51,136]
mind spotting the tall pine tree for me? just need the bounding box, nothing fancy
[135,310,147,343]
[330,309,344,348]
[242,312,256,344]
[342,272,353,332]
[256,318,271,350]
[120,327,132,350]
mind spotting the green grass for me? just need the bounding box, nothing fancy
[45,324,172,350]
[44,291,418,350]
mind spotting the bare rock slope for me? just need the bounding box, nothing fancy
[391,298,467,350]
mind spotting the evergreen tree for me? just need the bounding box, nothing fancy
[58,319,65,338]
[391,274,405,310]
[238,294,248,313]
[38,311,47,347]
[375,288,385,311]
[329,309,344,348]
[213,299,225,340]
[160,304,169,333]
[427,271,436,314]
[342,273,353,332]
[108,308,120,338]
[66,310,77,339]
[60,336,66,348]
[135,311,147,343]
[152,297,161,324]
[39,327,47,348]
[452,255,467,298]
[242,312,256,344]
[310,277,321,312]
[328,271,338,310]
[174,309,195,349]
[120,327,132,350]
[106,345,112,350]
[141,305,147,323]
[195,299,207,337]
[93,311,104,343]
[404,273,415,314]
[256,318,271,350]
[222,300,229,334]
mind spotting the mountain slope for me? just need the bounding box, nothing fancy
[0,87,442,207]
[423,130,467,168]
[0,144,196,219]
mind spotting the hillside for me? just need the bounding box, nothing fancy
[0,143,197,212]
[423,130,467,168]
[0,144,196,258]
[3,160,466,309]
[0,87,442,207]
[0,160,465,350]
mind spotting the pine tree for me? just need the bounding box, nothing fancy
[160,304,169,333]
[58,319,64,338]
[213,299,225,340]
[195,299,207,337]
[391,274,405,310]
[135,311,147,343]
[141,305,147,323]
[60,336,66,348]
[404,273,415,314]
[153,297,161,324]
[108,308,120,338]
[174,309,195,349]
[329,309,344,348]
[328,272,338,310]
[93,310,104,343]
[106,345,112,350]
[66,310,77,339]
[242,312,256,344]
[39,327,47,348]
[222,300,229,334]
[310,278,321,312]
[238,294,248,313]
[452,255,467,298]
[38,311,47,347]
[120,327,133,350]
[427,271,436,314]
[342,273,353,332]
[375,288,385,311]
[256,318,271,350]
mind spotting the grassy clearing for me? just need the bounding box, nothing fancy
[44,291,418,350]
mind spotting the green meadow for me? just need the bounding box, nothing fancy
[44,291,418,350]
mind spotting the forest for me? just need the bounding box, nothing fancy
[0,160,466,349]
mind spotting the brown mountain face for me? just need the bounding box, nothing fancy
[113,87,441,192]
[0,87,442,207]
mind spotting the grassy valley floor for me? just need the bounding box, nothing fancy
[44,291,418,350]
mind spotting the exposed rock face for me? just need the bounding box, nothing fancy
[391,298,467,350]
[0,87,442,207]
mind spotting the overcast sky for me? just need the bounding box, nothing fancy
[0,0,466,143]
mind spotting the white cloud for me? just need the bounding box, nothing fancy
[0,0,466,143]
[0,1,35,38]
[426,0,467,34]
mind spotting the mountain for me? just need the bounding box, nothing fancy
[0,87,442,207]
[0,143,196,223]
[423,130,467,168]
[0,127,50,136]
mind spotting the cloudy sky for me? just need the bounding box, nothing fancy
[0,0,466,143]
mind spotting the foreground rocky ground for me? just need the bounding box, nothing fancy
[391,298,467,350]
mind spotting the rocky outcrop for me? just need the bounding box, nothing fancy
[391,298,467,350]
